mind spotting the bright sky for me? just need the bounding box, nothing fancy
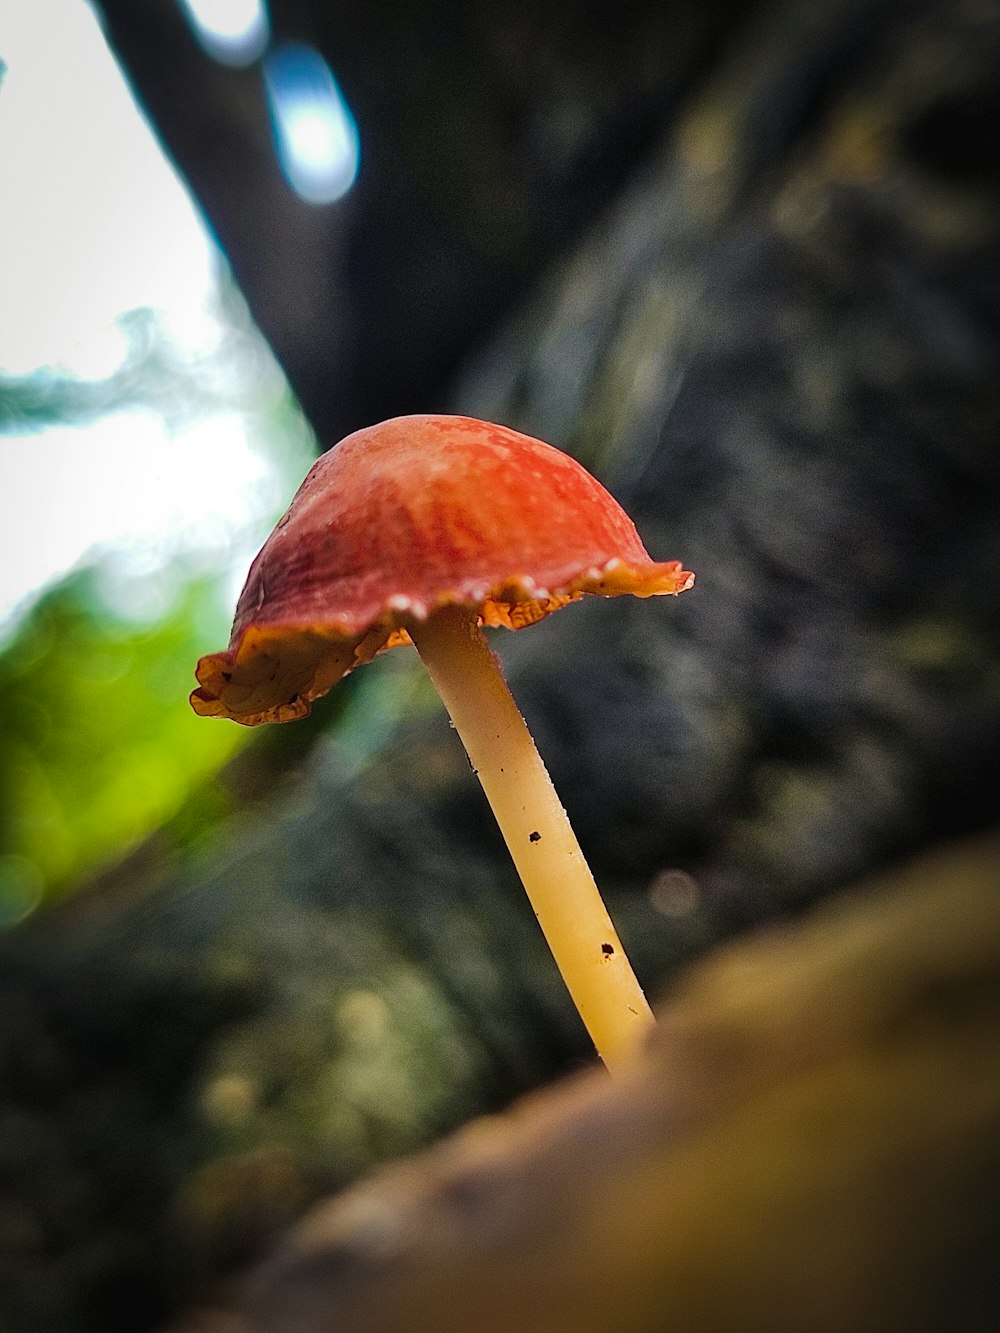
[179,0,270,64]
[0,0,217,373]
[264,42,360,204]
[0,0,311,631]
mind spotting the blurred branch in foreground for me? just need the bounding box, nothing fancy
[184,832,1000,1333]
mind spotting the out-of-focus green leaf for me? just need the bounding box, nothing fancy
[0,568,247,924]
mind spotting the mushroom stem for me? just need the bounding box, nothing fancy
[409,603,654,1073]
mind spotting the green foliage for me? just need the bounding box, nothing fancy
[0,307,256,438]
[0,281,320,928]
[0,568,246,925]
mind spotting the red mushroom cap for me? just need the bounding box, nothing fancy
[191,415,694,725]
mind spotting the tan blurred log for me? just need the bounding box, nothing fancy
[180,832,1000,1333]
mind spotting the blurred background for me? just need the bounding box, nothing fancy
[0,0,318,924]
[1,0,708,923]
[1,1,999,1329]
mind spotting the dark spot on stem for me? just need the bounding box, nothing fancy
[529,831,541,843]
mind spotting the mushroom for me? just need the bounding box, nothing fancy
[192,415,694,1072]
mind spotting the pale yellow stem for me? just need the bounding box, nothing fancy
[409,604,654,1073]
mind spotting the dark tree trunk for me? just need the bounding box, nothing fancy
[97,0,754,444]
